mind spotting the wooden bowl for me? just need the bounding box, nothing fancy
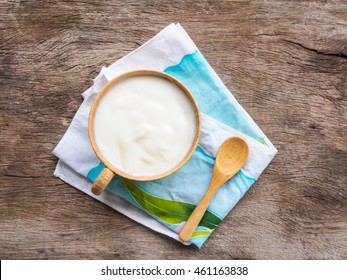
[88,70,201,195]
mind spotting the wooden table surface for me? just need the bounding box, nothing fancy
[1,0,346,260]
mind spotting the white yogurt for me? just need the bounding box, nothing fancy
[93,75,197,177]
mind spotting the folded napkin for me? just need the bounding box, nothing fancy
[53,23,277,248]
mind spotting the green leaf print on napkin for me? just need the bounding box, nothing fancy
[120,177,222,230]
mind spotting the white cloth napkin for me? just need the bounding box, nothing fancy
[53,23,277,248]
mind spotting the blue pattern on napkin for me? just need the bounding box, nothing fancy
[165,50,265,143]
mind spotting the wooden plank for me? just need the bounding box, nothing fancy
[1,0,346,259]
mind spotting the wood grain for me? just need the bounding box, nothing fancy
[1,0,346,259]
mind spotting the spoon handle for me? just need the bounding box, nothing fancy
[179,169,231,242]
[179,187,217,242]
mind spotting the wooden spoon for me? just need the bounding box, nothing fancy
[179,137,249,242]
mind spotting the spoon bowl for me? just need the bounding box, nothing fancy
[179,137,249,242]
[215,137,250,175]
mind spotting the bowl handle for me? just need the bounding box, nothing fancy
[91,167,114,195]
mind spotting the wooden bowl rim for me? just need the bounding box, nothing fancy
[88,69,201,181]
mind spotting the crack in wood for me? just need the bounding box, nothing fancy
[3,174,41,179]
[282,39,347,60]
